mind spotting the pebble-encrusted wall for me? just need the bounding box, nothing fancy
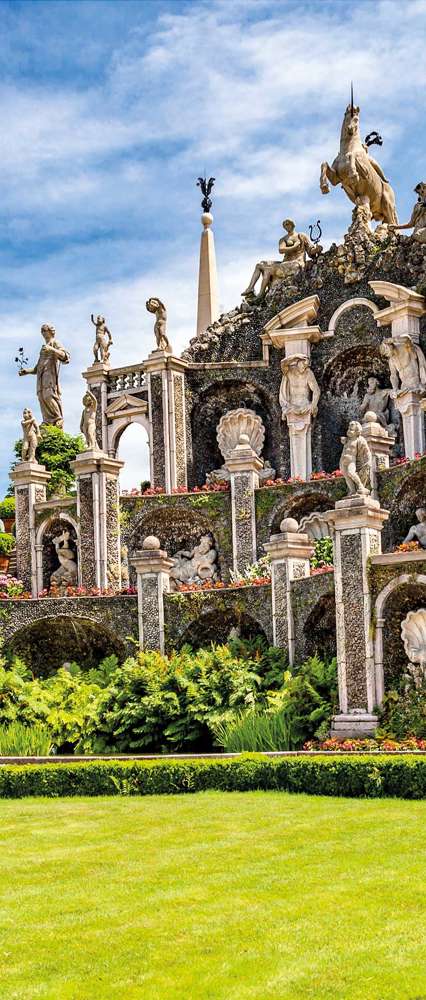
[149,373,166,488]
[164,583,273,651]
[291,573,336,664]
[78,476,97,587]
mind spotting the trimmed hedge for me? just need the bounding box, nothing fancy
[0,754,426,799]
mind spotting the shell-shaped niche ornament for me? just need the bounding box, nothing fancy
[217,408,265,460]
[299,512,335,541]
[401,608,426,685]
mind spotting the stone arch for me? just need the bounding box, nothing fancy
[109,413,151,459]
[385,466,426,550]
[190,378,280,486]
[327,297,379,335]
[35,512,79,592]
[374,573,426,702]
[176,609,269,650]
[113,420,152,492]
[6,613,126,678]
[128,503,222,583]
[268,490,333,538]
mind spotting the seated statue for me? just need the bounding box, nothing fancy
[389,182,426,244]
[242,219,322,301]
[50,529,78,589]
[403,508,426,549]
[359,377,393,431]
[170,534,218,591]
[339,420,372,496]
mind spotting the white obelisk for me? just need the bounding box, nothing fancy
[196,210,219,337]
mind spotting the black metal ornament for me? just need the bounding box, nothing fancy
[365,131,383,148]
[308,220,322,245]
[14,347,28,371]
[197,176,215,213]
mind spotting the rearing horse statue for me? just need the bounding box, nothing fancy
[320,103,398,225]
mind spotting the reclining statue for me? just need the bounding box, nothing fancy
[242,219,322,301]
[403,509,426,549]
[389,182,426,244]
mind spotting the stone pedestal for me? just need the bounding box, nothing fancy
[225,435,263,575]
[264,518,314,664]
[131,538,174,652]
[393,388,425,459]
[145,354,188,492]
[286,409,313,481]
[10,461,51,596]
[361,411,395,496]
[328,495,389,737]
[82,363,111,452]
[71,450,123,591]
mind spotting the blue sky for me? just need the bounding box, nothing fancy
[1,0,426,494]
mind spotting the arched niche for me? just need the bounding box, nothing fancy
[7,615,126,679]
[128,505,222,584]
[177,610,268,651]
[303,593,336,662]
[115,421,151,493]
[327,297,379,335]
[190,378,280,486]
[269,491,334,537]
[385,467,426,550]
[35,513,79,593]
[374,574,426,701]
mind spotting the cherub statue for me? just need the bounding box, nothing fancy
[389,183,426,244]
[242,219,322,301]
[146,298,172,353]
[51,529,78,588]
[380,336,426,393]
[21,408,41,463]
[403,508,426,550]
[91,314,112,364]
[80,389,99,451]
[339,420,372,496]
[359,377,393,430]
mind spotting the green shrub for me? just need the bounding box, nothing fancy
[13,425,85,497]
[212,709,293,752]
[378,680,426,740]
[310,537,334,568]
[0,533,15,556]
[0,497,15,520]
[0,722,51,756]
[0,755,425,799]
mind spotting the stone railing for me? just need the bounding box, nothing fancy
[107,363,146,396]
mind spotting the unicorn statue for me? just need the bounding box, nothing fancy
[320,91,398,226]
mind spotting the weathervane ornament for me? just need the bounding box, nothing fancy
[197,176,215,214]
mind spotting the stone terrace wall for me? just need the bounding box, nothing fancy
[164,584,273,652]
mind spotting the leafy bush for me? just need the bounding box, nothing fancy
[310,537,334,569]
[13,425,85,497]
[212,709,293,752]
[0,722,51,756]
[378,680,426,740]
[0,533,15,556]
[0,497,15,520]
[0,754,425,799]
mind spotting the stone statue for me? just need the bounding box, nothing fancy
[169,534,217,591]
[401,609,426,687]
[359,377,393,430]
[279,356,320,422]
[146,298,172,353]
[91,314,112,364]
[21,408,41,463]
[18,324,70,428]
[403,509,426,549]
[80,389,99,451]
[51,529,78,589]
[242,219,322,301]
[339,420,372,496]
[380,336,426,393]
[320,101,398,225]
[389,183,426,244]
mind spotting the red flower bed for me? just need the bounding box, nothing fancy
[304,736,426,752]
[259,470,343,488]
[310,565,334,576]
[175,576,270,594]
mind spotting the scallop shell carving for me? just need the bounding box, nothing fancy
[217,408,265,460]
[299,512,335,541]
[401,608,426,669]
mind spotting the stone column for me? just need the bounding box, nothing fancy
[82,363,110,452]
[166,359,188,490]
[131,536,174,652]
[225,434,263,575]
[328,495,389,738]
[264,517,314,665]
[10,461,51,596]
[393,388,425,458]
[71,450,123,591]
[361,411,395,497]
[196,211,219,337]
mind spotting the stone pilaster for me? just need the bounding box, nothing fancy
[393,388,425,459]
[71,450,123,590]
[10,461,51,596]
[144,353,188,492]
[264,518,314,664]
[225,434,263,575]
[328,495,389,738]
[131,537,174,652]
[82,363,110,452]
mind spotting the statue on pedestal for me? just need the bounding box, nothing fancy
[242,219,322,301]
[279,356,320,423]
[380,337,426,393]
[51,529,78,589]
[91,314,112,364]
[339,420,372,496]
[359,377,393,430]
[80,389,99,451]
[18,325,70,428]
[320,98,398,225]
[403,509,426,550]
[146,298,172,353]
[21,409,41,463]
[389,183,426,244]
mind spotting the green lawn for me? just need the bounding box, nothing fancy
[0,792,425,1000]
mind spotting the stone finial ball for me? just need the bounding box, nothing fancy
[238,433,250,445]
[280,517,299,533]
[364,410,377,423]
[143,535,161,550]
[201,212,213,227]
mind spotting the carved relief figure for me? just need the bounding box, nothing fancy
[403,509,426,550]
[21,408,41,463]
[242,219,322,301]
[389,183,426,244]
[339,420,372,495]
[91,314,112,364]
[50,529,78,588]
[146,298,172,353]
[359,377,393,430]
[320,101,398,225]
[279,356,320,422]
[18,325,70,428]
[80,389,99,451]
[169,534,217,591]
[380,336,426,393]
